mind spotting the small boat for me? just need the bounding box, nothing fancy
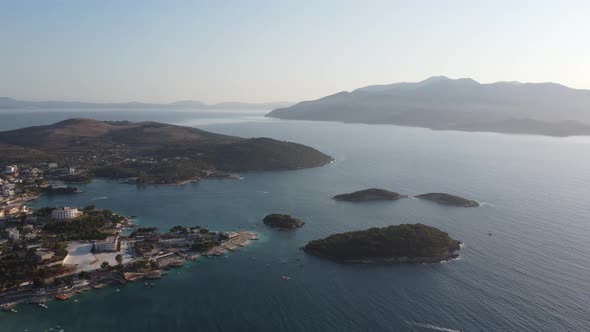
[38,303,48,309]
[55,294,71,301]
[1,304,17,313]
[281,275,291,281]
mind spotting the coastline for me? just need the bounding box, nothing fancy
[0,231,258,309]
[303,246,461,264]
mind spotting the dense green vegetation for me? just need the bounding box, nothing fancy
[42,209,121,240]
[263,214,305,230]
[133,242,155,256]
[0,249,71,289]
[333,188,406,202]
[40,185,79,194]
[93,166,142,179]
[41,239,68,258]
[304,224,461,262]
[170,225,189,234]
[43,218,109,240]
[0,119,333,183]
[415,193,479,207]
[191,241,215,251]
[59,174,92,183]
[130,227,158,237]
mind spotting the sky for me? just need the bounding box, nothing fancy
[1,0,589,103]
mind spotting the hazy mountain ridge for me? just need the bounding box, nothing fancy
[0,97,293,110]
[267,76,590,136]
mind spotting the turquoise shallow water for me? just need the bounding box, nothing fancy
[1,110,590,331]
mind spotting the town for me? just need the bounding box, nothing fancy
[0,163,257,312]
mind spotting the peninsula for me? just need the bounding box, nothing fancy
[263,214,305,230]
[415,193,479,207]
[267,76,590,137]
[333,188,407,202]
[0,204,257,308]
[304,224,461,263]
[0,119,333,185]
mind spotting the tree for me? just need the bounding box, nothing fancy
[115,254,123,265]
[78,271,91,280]
[192,241,215,251]
[32,277,45,289]
[100,261,111,270]
[63,275,74,286]
[199,228,209,234]
[170,225,188,234]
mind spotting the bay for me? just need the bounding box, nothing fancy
[0,110,589,331]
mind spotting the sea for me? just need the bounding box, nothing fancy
[0,109,589,331]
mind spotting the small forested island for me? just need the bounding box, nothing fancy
[263,214,305,230]
[333,188,407,202]
[415,193,479,207]
[303,223,461,263]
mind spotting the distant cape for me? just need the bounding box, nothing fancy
[266,76,590,136]
[0,97,293,110]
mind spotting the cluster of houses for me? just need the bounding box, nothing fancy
[1,164,42,220]
[0,163,81,221]
[1,163,88,272]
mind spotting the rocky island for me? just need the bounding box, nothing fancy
[303,223,461,263]
[415,193,479,207]
[263,214,305,230]
[0,118,333,184]
[333,188,407,202]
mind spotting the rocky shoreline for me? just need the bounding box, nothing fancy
[304,246,460,264]
[415,193,479,207]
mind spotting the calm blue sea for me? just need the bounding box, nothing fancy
[0,109,589,331]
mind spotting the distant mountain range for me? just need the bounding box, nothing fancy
[0,97,293,110]
[267,76,590,136]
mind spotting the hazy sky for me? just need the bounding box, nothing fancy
[1,1,589,103]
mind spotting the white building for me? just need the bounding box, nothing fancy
[94,236,119,252]
[4,165,18,175]
[24,232,37,240]
[35,250,54,261]
[2,183,15,190]
[51,206,82,220]
[6,228,19,241]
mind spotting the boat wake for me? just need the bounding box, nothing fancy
[90,196,108,201]
[407,321,462,332]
